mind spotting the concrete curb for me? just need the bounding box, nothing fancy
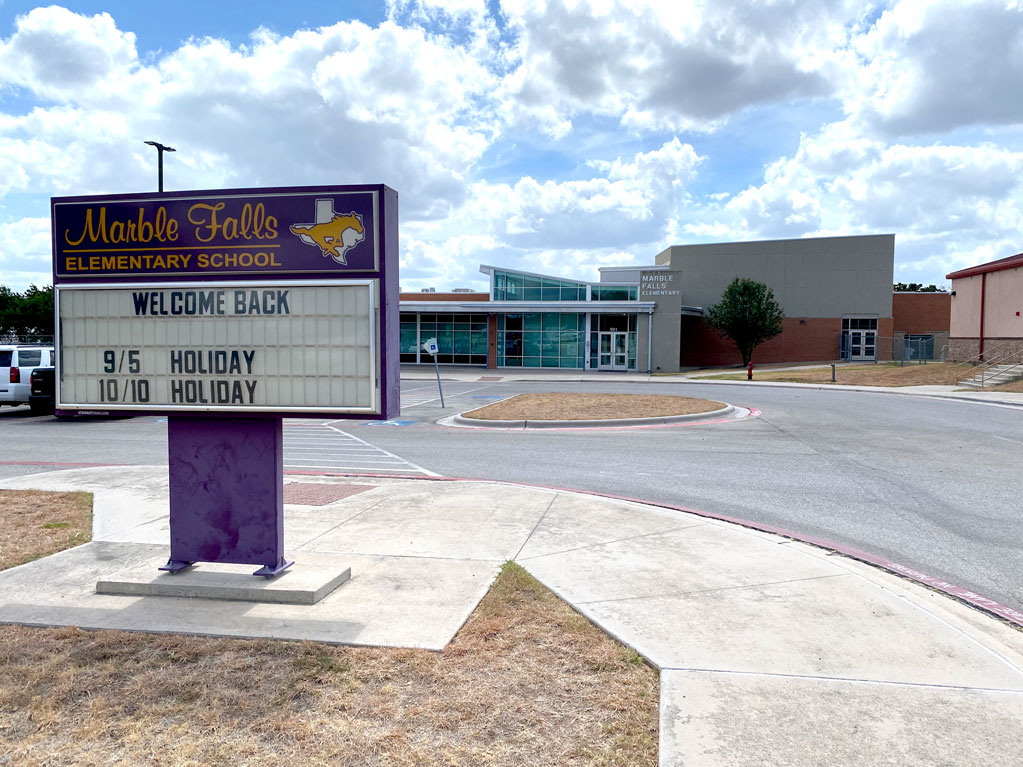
[674,378,1023,408]
[401,369,1023,409]
[449,404,736,429]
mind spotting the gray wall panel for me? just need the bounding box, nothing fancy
[666,235,894,318]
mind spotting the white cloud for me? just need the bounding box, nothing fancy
[496,0,859,136]
[0,11,498,217]
[699,120,1023,287]
[397,138,702,290]
[842,0,1023,136]
[0,217,52,288]
[724,123,1023,237]
[0,6,139,102]
[478,137,700,248]
[1,2,1023,293]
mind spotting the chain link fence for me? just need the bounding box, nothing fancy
[838,333,948,364]
[0,334,54,346]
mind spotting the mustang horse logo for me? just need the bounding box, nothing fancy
[290,199,366,265]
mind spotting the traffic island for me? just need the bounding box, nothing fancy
[450,392,735,428]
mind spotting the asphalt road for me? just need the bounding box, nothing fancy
[2,379,1021,615]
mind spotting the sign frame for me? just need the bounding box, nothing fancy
[51,183,399,421]
[55,278,381,416]
[52,186,381,280]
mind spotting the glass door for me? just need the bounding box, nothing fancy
[842,317,878,361]
[613,332,628,370]
[598,332,629,370]
[598,332,613,369]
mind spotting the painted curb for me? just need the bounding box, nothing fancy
[670,378,1023,408]
[451,404,735,429]
[401,372,1023,409]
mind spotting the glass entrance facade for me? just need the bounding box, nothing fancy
[589,314,637,370]
[400,312,488,364]
[497,313,585,368]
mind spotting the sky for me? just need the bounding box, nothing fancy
[1,0,1022,293]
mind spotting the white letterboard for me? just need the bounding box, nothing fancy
[56,281,378,414]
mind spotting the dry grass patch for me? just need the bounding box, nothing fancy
[462,392,724,421]
[0,562,658,766]
[0,490,92,570]
[701,362,960,387]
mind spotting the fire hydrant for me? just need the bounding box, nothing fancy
[747,361,754,380]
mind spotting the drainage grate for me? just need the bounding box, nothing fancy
[283,483,376,506]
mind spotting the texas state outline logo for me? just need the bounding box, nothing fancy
[290,198,366,265]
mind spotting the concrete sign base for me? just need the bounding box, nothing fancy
[98,562,351,605]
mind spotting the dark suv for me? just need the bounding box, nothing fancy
[29,366,56,415]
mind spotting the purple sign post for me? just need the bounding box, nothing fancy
[52,185,399,576]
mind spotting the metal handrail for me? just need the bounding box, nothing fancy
[954,343,1023,386]
[978,355,1023,387]
[949,339,1022,384]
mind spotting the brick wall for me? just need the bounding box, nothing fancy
[679,316,894,366]
[892,292,951,333]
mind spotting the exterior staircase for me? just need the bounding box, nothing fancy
[958,362,1023,388]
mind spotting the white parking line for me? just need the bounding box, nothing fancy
[283,420,439,476]
[400,384,495,408]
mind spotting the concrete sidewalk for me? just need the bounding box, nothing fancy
[1,467,1021,765]
[400,363,1023,408]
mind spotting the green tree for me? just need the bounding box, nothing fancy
[0,286,18,340]
[0,284,54,341]
[705,277,784,366]
[894,282,945,292]
[19,285,55,337]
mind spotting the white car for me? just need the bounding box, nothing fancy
[0,345,55,408]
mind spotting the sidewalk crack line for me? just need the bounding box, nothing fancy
[576,573,848,605]
[517,522,708,562]
[513,494,559,561]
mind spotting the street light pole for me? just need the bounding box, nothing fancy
[143,140,176,192]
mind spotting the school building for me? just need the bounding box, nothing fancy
[399,234,917,372]
[946,252,1023,362]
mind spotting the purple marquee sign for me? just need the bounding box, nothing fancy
[51,184,399,419]
[52,184,399,576]
[54,187,381,279]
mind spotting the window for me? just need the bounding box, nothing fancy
[591,286,637,301]
[491,270,585,302]
[497,313,584,368]
[400,312,488,365]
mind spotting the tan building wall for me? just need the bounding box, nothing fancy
[948,260,1023,360]
[949,275,984,339]
[983,266,1023,337]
